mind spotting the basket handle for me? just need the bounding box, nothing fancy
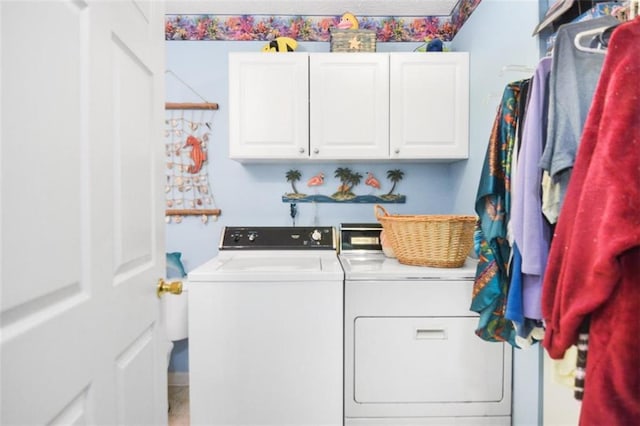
[374,204,389,220]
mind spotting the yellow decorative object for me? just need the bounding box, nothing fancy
[261,37,298,52]
[338,12,359,29]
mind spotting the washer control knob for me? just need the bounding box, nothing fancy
[248,231,258,242]
[311,229,322,242]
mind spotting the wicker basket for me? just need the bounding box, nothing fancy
[374,205,476,268]
[330,29,376,52]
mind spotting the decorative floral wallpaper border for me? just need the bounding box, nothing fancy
[165,0,482,42]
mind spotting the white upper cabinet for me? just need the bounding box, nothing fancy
[390,52,469,160]
[229,52,309,160]
[309,53,389,159]
[228,52,469,161]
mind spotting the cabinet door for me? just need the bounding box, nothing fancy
[229,53,309,160]
[310,53,389,159]
[390,52,469,160]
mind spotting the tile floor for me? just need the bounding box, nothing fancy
[168,386,190,426]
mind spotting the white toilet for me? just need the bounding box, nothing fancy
[161,279,189,367]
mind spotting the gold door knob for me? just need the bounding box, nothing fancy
[157,278,183,298]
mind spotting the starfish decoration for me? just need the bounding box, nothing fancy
[349,36,362,50]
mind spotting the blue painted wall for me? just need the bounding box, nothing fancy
[452,1,542,425]
[166,0,543,423]
[165,39,458,272]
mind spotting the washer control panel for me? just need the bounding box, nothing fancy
[220,226,336,250]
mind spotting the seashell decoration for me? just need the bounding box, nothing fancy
[164,108,219,224]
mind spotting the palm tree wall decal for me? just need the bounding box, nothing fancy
[334,167,351,195]
[333,167,363,199]
[386,169,405,196]
[282,168,405,203]
[285,169,302,194]
[347,171,363,193]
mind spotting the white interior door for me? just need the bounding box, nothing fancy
[1,1,167,425]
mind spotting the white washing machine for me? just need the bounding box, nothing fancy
[188,226,344,426]
[340,223,512,426]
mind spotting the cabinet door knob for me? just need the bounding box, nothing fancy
[394,148,400,154]
[313,148,320,154]
[299,147,305,154]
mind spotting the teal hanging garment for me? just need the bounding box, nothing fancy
[471,80,529,347]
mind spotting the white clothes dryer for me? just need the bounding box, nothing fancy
[340,223,512,425]
[188,226,343,426]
